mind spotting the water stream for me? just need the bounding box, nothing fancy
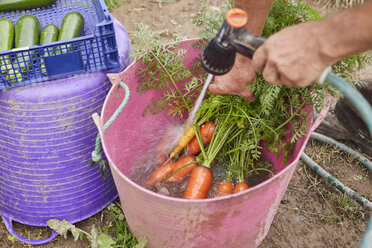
[185,73,214,127]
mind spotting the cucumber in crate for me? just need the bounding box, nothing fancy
[14,15,40,83]
[0,18,16,81]
[40,24,59,44]
[0,0,121,90]
[40,12,84,75]
[0,0,57,11]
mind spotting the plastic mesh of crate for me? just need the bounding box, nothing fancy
[0,0,120,90]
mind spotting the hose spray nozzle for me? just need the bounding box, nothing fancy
[201,8,266,75]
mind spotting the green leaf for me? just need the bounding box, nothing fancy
[98,233,115,248]
[104,0,123,11]
[47,219,90,241]
[7,235,17,242]
[134,237,149,248]
[91,225,99,248]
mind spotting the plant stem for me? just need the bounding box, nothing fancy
[247,167,275,175]
[163,160,201,182]
[275,96,311,131]
[140,33,191,112]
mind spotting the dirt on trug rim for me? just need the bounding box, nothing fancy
[1,0,371,248]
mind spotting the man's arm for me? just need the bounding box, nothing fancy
[235,0,275,36]
[321,1,372,63]
[208,0,275,101]
[252,1,372,87]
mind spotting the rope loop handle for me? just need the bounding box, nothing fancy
[90,81,130,178]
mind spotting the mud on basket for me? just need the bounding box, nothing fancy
[0,0,120,90]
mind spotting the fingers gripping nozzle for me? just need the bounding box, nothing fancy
[201,8,266,76]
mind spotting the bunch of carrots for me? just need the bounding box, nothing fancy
[144,94,274,199]
[146,123,254,199]
[146,121,219,199]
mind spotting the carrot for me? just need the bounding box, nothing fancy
[234,182,250,192]
[211,159,217,167]
[187,136,200,155]
[216,180,234,196]
[146,162,175,186]
[167,155,196,182]
[156,127,176,164]
[200,121,216,144]
[187,121,216,155]
[183,165,213,199]
[169,126,195,160]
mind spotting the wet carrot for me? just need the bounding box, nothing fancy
[200,121,216,144]
[187,136,200,155]
[169,126,195,159]
[156,127,175,164]
[210,159,217,167]
[167,155,196,182]
[146,162,175,186]
[187,121,216,155]
[216,180,234,196]
[183,165,213,199]
[234,182,250,192]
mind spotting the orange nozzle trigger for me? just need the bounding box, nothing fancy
[226,8,248,28]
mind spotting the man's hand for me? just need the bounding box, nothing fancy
[208,0,275,101]
[209,54,256,102]
[252,22,335,88]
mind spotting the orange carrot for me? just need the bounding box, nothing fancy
[183,165,213,199]
[167,155,196,182]
[200,121,216,144]
[187,136,200,155]
[210,159,217,167]
[146,162,175,186]
[216,180,234,196]
[169,126,195,159]
[187,121,216,155]
[156,127,176,164]
[234,182,250,192]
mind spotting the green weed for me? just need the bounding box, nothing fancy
[104,0,123,11]
[336,194,363,217]
[7,234,17,243]
[105,202,148,248]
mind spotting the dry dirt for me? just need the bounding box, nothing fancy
[1,0,371,247]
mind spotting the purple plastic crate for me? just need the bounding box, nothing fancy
[0,0,120,90]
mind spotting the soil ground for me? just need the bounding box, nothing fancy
[1,0,371,247]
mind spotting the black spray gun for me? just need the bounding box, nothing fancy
[200,8,372,136]
[201,8,266,75]
[201,8,331,80]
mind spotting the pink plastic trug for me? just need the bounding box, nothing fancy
[97,39,330,248]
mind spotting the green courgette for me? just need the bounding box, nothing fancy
[0,18,14,51]
[14,14,40,81]
[0,18,15,81]
[40,24,59,44]
[15,14,40,48]
[40,24,59,75]
[0,0,57,11]
[58,12,84,41]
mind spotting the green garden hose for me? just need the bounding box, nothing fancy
[325,72,372,137]
[361,218,372,248]
[310,132,372,172]
[301,150,372,210]
[301,142,372,247]
[302,72,372,248]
